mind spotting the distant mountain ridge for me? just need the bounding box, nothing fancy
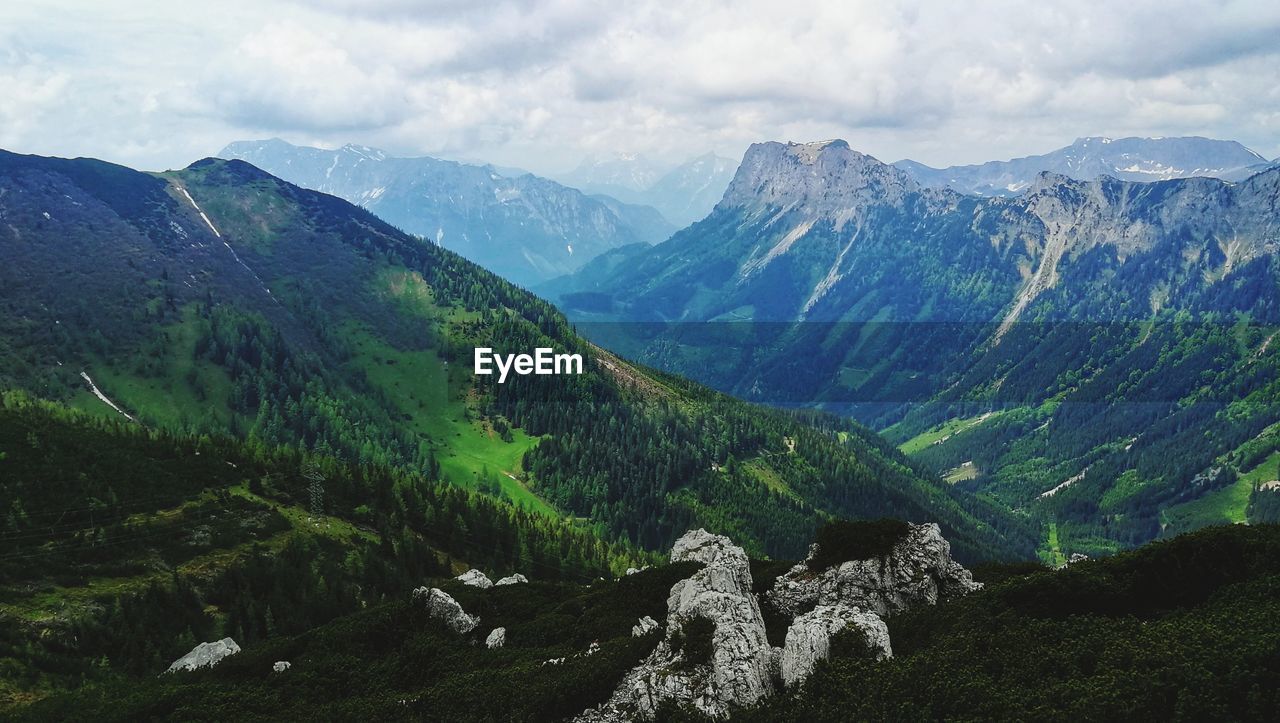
[549,137,1280,559]
[559,151,739,227]
[218,139,674,287]
[894,135,1271,196]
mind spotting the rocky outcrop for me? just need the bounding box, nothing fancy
[413,587,480,634]
[578,529,774,721]
[779,604,890,687]
[496,573,528,586]
[486,627,506,649]
[456,569,494,589]
[273,660,291,673]
[631,616,659,637]
[769,523,979,619]
[166,637,241,673]
[580,524,979,720]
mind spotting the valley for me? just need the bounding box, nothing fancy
[6,1,1280,718]
[549,138,1280,559]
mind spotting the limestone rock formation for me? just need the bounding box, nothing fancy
[456,569,495,589]
[578,529,774,721]
[769,522,979,619]
[579,524,979,720]
[273,661,291,673]
[632,616,659,637]
[486,627,507,649]
[412,586,480,634]
[496,573,529,586]
[165,637,241,673]
[779,604,890,687]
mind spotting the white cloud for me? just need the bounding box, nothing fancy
[0,0,1277,174]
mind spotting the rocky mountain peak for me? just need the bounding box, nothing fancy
[719,139,919,217]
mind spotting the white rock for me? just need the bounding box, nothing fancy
[165,637,241,673]
[456,569,494,589]
[780,604,891,687]
[486,627,506,649]
[580,529,775,721]
[769,523,980,619]
[272,660,291,673]
[495,573,528,586]
[412,586,480,634]
[631,615,659,637]
[625,567,641,576]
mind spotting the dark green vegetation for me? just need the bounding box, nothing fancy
[17,561,702,722]
[0,393,628,708]
[669,614,716,669]
[550,139,1280,560]
[16,500,1279,721]
[741,523,1280,721]
[807,518,910,571]
[0,148,1032,564]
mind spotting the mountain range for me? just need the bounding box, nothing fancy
[559,151,739,227]
[0,147,1035,562]
[3,139,1279,717]
[549,138,1280,557]
[894,135,1274,196]
[217,139,675,287]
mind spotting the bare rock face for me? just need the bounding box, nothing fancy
[412,586,480,634]
[495,573,528,586]
[166,637,241,673]
[769,522,980,619]
[631,616,659,637]
[578,529,774,721]
[456,569,495,589]
[272,660,291,673]
[580,523,979,720]
[780,604,890,687]
[486,627,507,649]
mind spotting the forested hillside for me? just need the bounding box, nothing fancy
[0,392,629,708]
[0,149,1035,564]
[549,139,1280,560]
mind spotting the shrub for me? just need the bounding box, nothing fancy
[809,519,911,571]
[671,615,716,668]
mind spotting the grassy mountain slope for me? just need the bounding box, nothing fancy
[0,149,1034,564]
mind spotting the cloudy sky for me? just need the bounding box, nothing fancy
[3,0,1278,176]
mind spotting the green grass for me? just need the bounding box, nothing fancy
[1,484,388,624]
[897,412,1000,456]
[340,323,555,517]
[1161,451,1280,534]
[1100,469,1151,513]
[1043,520,1067,568]
[68,305,233,428]
[742,458,801,501]
[943,461,979,484]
